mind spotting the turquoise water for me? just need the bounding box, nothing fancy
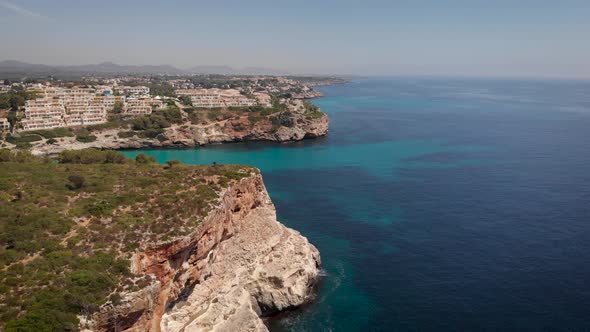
[123,78,590,331]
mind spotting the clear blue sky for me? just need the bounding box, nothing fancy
[1,0,589,78]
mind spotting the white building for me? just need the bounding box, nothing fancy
[124,98,165,116]
[0,117,9,130]
[175,88,271,108]
[20,87,110,131]
[114,86,150,96]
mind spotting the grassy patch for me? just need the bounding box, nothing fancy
[26,127,74,139]
[76,134,97,143]
[5,134,43,145]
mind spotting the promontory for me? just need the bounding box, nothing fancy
[0,149,321,331]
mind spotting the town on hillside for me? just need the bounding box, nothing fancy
[0,75,346,148]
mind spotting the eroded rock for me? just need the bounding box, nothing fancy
[81,173,320,332]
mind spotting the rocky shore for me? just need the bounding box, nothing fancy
[81,172,321,332]
[29,110,329,156]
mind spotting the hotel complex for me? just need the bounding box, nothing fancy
[21,87,109,130]
[175,88,271,108]
[19,85,164,131]
[0,75,319,132]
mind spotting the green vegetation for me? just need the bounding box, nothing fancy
[0,149,254,331]
[179,96,192,106]
[303,101,324,120]
[185,105,282,128]
[75,135,97,143]
[135,153,156,164]
[121,80,176,98]
[5,134,43,145]
[26,127,74,139]
[74,129,97,143]
[85,120,124,132]
[0,89,37,111]
[117,130,136,138]
[206,108,224,121]
[147,83,176,98]
[132,107,182,138]
[113,100,124,114]
[58,149,127,164]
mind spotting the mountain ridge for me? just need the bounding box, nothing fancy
[0,60,289,76]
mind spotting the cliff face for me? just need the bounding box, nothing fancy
[81,173,320,332]
[30,112,329,156]
[157,111,328,147]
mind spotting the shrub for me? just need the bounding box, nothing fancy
[76,134,97,143]
[27,128,73,139]
[86,199,114,216]
[58,149,128,164]
[66,175,85,190]
[132,108,182,133]
[15,142,33,149]
[0,149,38,163]
[86,122,119,132]
[164,160,181,169]
[159,107,182,123]
[5,134,42,144]
[132,116,169,131]
[117,131,136,138]
[135,153,157,164]
[138,128,164,139]
[109,293,122,306]
[206,108,223,121]
[46,138,58,145]
[179,96,192,106]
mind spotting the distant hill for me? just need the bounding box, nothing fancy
[0,60,184,76]
[0,60,290,77]
[187,65,290,76]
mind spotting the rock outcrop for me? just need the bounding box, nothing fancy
[30,112,329,156]
[80,173,320,332]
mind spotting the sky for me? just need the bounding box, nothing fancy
[1,0,589,78]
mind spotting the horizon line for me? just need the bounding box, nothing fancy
[1,59,590,81]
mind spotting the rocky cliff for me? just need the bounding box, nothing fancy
[80,172,321,332]
[30,111,329,156]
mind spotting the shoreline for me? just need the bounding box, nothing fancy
[18,83,343,156]
[1,77,348,156]
[27,110,329,156]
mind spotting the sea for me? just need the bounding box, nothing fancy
[122,77,590,331]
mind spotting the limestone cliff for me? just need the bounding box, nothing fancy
[80,173,321,332]
[30,111,329,156]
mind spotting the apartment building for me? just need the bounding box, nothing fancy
[99,95,125,108]
[24,98,65,119]
[124,97,164,116]
[63,103,108,126]
[175,89,271,108]
[0,117,9,130]
[20,87,109,131]
[114,86,150,96]
[253,92,272,107]
[169,80,194,89]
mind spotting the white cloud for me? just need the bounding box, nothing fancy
[0,1,46,19]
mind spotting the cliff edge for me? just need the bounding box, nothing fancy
[27,102,329,156]
[0,150,320,332]
[81,170,320,332]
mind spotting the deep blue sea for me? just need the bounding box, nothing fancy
[123,78,590,331]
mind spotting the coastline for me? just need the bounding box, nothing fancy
[13,83,343,156]
[1,78,348,156]
[80,171,321,332]
[26,110,329,156]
